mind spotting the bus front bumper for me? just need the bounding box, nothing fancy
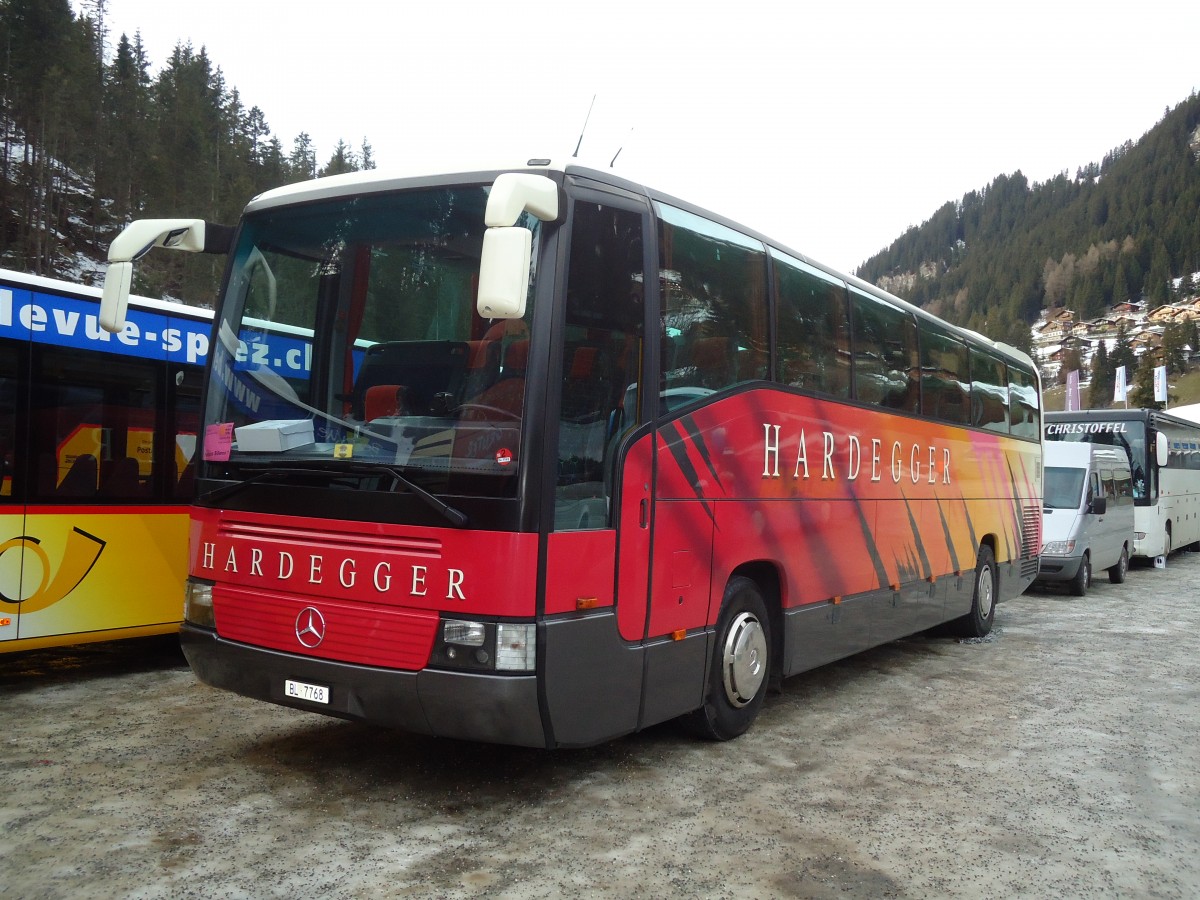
[180,624,546,747]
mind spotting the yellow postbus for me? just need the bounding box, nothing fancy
[1,268,211,651]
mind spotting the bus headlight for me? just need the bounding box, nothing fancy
[1041,540,1077,557]
[435,619,536,672]
[184,580,215,628]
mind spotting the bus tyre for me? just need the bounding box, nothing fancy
[1108,547,1129,584]
[1070,553,1090,597]
[687,577,771,741]
[952,545,996,638]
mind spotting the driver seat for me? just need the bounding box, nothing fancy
[465,340,528,419]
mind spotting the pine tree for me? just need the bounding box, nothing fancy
[1129,355,1163,409]
[1087,340,1114,408]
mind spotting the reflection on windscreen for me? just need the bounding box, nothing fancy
[1044,466,1085,510]
[204,185,540,497]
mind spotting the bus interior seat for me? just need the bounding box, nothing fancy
[461,338,501,400]
[563,345,617,422]
[689,335,733,389]
[57,453,98,497]
[100,456,143,497]
[351,341,470,418]
[175,461,195,499]
[465,340,528,418]
[364,384,409,420]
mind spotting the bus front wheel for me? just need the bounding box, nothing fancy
[686,577,771,741]
[952,545,996,638]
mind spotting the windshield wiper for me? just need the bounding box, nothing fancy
[199,466,338,505]
[348,462,468,528]
[198,461,469,528]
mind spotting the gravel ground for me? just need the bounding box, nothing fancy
[3,552,1198,899]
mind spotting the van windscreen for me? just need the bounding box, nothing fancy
[1044,466,1086,510]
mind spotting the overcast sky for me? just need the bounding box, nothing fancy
[86,0,1196,275]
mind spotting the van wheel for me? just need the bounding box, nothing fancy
[1107,547,1129,584]
[685,577,771,741]
[951,544,996,638]
[1070,553,1090,596]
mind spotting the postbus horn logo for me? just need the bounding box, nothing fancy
[0,528,107,611]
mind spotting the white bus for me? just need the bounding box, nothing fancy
[1044,409,1200,561]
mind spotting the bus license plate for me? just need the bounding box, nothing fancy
[284,679,330,705]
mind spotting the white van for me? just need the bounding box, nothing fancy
[1037,442,1136,595]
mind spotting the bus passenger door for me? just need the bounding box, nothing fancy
[615,432,654,641]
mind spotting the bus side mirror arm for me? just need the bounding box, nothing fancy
[100,219,234,333]
[477,174,560,320]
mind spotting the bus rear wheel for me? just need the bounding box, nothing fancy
[951,545,996,638]
[686,577,771,741]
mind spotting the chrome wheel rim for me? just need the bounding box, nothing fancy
[978,565,995,618]
[722,612,767,707]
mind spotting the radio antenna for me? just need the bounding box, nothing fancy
[573,95,596,158]
[610,127,633,167]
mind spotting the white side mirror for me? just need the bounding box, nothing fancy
[476,174,559,320]
[100,261,134,332]
[1157,432,1169,467]
[100,218,208,332]
[477,227,533,319]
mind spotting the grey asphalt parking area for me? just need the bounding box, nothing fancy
[3,552,1198,898]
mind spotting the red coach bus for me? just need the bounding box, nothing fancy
[100,161,1042,746]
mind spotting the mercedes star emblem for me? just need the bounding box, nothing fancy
[295,607,326,648]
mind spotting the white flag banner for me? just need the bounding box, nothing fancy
[1114,365,1127,403]
[1066,370,1080,411]
[1154,365,1168,403]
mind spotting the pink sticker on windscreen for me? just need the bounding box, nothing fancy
[203,423,234,461]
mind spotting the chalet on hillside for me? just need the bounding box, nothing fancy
[1146,303,1200,324]
[1130,331,1163,354]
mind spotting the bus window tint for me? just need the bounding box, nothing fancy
[970,348,1009,433]
[0,349,16,499]
[773,251,850,398]
[29,349,159,501]
[920,324,969,425]
[850,288,918,413]
[657,204,767,409]
[1008,366,1040,440]
[555,202,645,530]
[171,367,203,501]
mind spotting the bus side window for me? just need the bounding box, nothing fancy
[30,348,159,502]
[850,289,919,413]
[656,203,767,406]
[1008,366,1040,439]
[773,250,850,398]
[969,348,1009,433]
[0,349,17,499]
[554,201,646,531]
[919,323,970,426]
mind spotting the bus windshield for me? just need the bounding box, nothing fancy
[202,185,540,497]
[1043,466,1086,510]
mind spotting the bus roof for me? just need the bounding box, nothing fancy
[0,266,213,321]
[243,161,1035,373]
